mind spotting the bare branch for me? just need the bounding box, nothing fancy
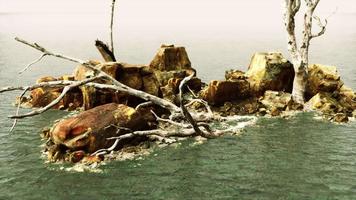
[110,0,116,55]
[185,99,213,117]
[135,101,153,110]
[311,16,328,39]
[0,80,74,93]
[10,87,29,132]
[150,110,190,128]
[9,76,103,119]
[186,85,198,98]
[19,53,47,74]
[91,138,120,156]
[15,37,85,64]
[14,37,181,113]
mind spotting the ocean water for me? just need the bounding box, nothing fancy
[0,1,356,199]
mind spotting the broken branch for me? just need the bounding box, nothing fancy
[19,53,47,74]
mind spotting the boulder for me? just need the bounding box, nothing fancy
[149,44,192,71]
[260,91,294,111]
[142,75,161,96]
[246,52,295,95]
[28,76,83,110]
[74,62,162,109]
[306,64,343,98]
[225,70,247,81]
[337,85,356,112]
[332,113,349,123]
[201,80,250,105]
[50,103,147,153]
[306,92,345,115]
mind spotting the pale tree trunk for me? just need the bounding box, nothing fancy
[283,0,326,104]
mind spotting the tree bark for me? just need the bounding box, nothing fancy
[283,0,327,104]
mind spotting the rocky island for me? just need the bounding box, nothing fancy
[2,43,354,167]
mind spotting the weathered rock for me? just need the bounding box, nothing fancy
[28,76,83,110]
[225,70,247,81]
[74,60,102,81]
[36,76,58,84]
[81,155,103,164]
[70,150,86,163]
[201,80,250,105]
[270,106,282,116]
[260,91,296,111]
[306,92,344,115]
[337,85,356,112]
[306,64,343,98]
[216,98,261,116]
[142,75,160,96]
[74,62,162,109]
[50,103,147,153]
[149,44,192,71]
[246,52,294,95]
[332,113,349,123]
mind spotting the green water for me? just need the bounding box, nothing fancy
[1,3,356,199]
[1,112,356,199]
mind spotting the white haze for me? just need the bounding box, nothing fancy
[0,0,355,84]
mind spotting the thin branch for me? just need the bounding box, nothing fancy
[0,80,74,93]
[10,87,29,132]
[135,101,153,110]
[14,37,181,113]
[91,138,120,156]
[150,110,190,128]
[110,0,116,55]
[311,16,327,39]
[186,85,198,98]
[15,37,85,64]
[19,53,47,74]
[185,99,213,117]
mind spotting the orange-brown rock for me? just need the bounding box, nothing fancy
[306,64,343,98]
[50,103,147,153]
[149,44,192,71]
[201,80,250,105]
[246,52,294,95]
[225,70,247,81]
[74,62,163,109]
[142,75,160,96]
[338,85,356,112]
[29,76,83,110]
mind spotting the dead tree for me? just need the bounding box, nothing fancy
[283,0,327,103]
[0,0,258,156]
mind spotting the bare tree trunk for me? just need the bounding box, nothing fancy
[283,0,327,104]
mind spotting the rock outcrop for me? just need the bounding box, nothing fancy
[149,44,192,71]
[201,80,250,105]
[149,44,202,103]
[259,90,302,112]
[306,92,350,122]
[246,52,295,95]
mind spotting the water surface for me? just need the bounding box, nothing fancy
[0,1,356,199]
